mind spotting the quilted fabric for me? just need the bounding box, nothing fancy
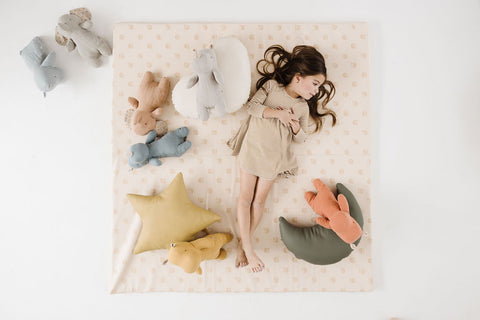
[111,23,372,293]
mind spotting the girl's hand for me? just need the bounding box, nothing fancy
[289,108,301,134]
[276,107,297,127]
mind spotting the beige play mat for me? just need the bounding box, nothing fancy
[111,22,372,293]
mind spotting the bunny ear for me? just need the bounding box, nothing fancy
[186,74,199,88]
[128,97,139,109]
[337,194,350,214]
[212,70,224,86]
[69,7,92,21]
[55,27,68,46]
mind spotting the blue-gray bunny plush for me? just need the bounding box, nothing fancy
[128,127,192,169]
[20,37,63,97]
[186,48,227,121]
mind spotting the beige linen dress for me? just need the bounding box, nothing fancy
[227,80,309,179]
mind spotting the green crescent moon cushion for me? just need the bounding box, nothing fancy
[279,183,364,265]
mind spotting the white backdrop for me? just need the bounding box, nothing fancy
[1,0,479,319]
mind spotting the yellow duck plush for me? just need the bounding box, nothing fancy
[168,233,233,275]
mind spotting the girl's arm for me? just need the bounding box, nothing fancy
[246,80,297,126]
[264,107,297,127]
[245,80,274,118]
[292,105,309,143]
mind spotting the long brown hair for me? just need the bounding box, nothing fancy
[256,45,336,133]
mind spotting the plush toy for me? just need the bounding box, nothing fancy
[55,7,112,67]
[305,179,362,244]
[128,71,170,136]
[127,173,221,253]
[186,47,226,121]
[280,183,364,265]
[20,37,63,97]
[168,233,233,274]
[128,127,191,169]
[124,109,168,138]
[172,37,250,120]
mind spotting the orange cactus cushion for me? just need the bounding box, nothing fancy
[305,179,362,244]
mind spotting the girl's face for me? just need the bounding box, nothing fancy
[293,74,326,100]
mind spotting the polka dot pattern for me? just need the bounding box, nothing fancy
[111,23,372,293]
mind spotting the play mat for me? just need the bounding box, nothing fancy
[111,22,372,293]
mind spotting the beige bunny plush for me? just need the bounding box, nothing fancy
[55,8,111,67]
[128,71,170,136]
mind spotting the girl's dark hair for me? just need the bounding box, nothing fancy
[256,45,337,133]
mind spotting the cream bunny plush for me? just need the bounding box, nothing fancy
[186,48,227,121]
[172,37,250,120]
[55,7,111,67]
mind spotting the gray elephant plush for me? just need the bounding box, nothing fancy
[186,48,227,121]
[55,7,112,67]
[128,127,192,169]
[20,37,63,97]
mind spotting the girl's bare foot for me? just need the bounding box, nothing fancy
[235,239,249,268]
[245,250,265,273]
[235,248,248,268]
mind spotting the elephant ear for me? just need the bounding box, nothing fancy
[69,7,92,22]
[124,109,135,128]
[55,27,68,46]
[80,20,93,30]
[196,266,202,275]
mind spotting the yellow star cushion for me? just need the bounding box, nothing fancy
[127,172,221,254]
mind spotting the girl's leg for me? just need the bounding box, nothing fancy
[235,169,257,268]
[250,177,275,236]
[245,177,274,272]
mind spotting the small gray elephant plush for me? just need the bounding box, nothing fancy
[186,48,227,121]
[55,7,112,67]
[128,127,192,169]
[20,37,63,97]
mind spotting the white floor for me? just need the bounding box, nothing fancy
[1,0,479,319]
